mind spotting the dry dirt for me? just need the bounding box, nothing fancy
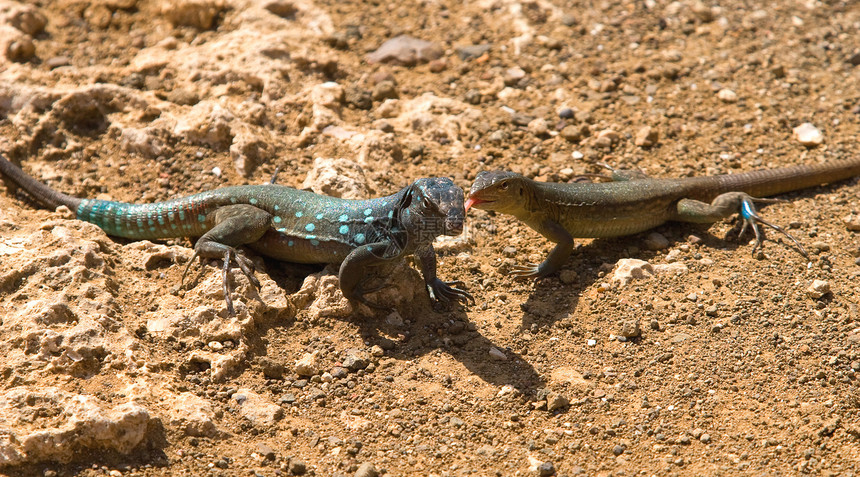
[1,0,859,476]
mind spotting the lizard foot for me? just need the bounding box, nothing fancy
[180,248,263,315]
[344,282,395,311]
[428,279,475,306]
[738,196,808,259]
[510,262,550,280]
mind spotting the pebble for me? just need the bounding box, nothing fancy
[538,461,556,476]
[612,444,625,456]
[717,89,738,103]
[546,392,569,411]
[355,462,378,477]
[372,81,398,101]
[294,351,322,377]
[619,320,641,338]
[367,35,443,66]
[558,107,574,119]
[559,269,578,285]
[331,366,348,379]
[289,459,307,475]
[595,129,619,148]
[342,349,370,371]
[504,67,527,86]
[700,433,711,443]
[634,126,659,147]
[489,347,507,361]
[45,56,71,69]
[793,122,824,147]
[643,232,669,250]
[806,280,830,299]
[456,44,491,60]
[842,214,860,231]
[560,125,585,142]
[528,118,549,137]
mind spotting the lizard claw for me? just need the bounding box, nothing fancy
[428,279,474,306]
[738,196,808,259]
[509,262,544,279]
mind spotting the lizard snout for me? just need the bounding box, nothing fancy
[445,215,464,235]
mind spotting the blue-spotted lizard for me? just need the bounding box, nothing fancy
[0,154,474,313]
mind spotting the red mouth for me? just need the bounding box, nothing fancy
[465,196,486,212]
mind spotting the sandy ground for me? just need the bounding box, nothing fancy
[0,0,859,476]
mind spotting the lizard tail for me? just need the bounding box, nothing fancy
[0,154,82,212]
[712,157,860,198]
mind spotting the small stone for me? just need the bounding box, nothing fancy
[456,44,491,60]
[612,444,625,455]
[793,122,824,147]
[842,214,860,231]
[619,320,640,338]
[330,367,348,379]
[558,107,574,119]
[528,118,549,137]
[161,0,227,29]
[504,67,527,86]
[596,128,619,144]
[560,125,583,142]
[559,269,577,285]
[289,459,307,475]
[45,56,71,69]
[538,461,556,476]
[260,358,285,379]
[256,443,276,461]
[354,462,378,477]
[634,126,659,147]
[6,35,35,62]
[848,52,860,66]
[367,35,443,66]
[428,59,447,72]
[489,347,507,361]
[345,86,373,110]
[643,232,669,250]
[264,0,298,18]
[806,280,830,299]
[167,88,200,106]
[700,433,711,443]
[546,392,569,411]
[342,349,370,371]
[561,13,577,26]
[371,80,398,101]
[370,345,384,357]
[717,88,737,103]
[294,351,322,377]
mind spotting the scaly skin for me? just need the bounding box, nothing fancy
[0,154,473,313]
[466,158,860,279]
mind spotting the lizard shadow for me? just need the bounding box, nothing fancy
[255,259,546,397]
[518,222,752,331]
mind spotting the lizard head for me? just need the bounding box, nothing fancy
[401,177,465,237]
[466,171,528,214]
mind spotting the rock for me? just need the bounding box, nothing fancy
[289,458,307,475]
[233,389,283,426]
[489,347,507,361]
[166,88,199,105]
[504,67,527,86]
[264,0,297,18]
[848,52,860,66]
[357,131,403,166]
[173,101,234,150]
[260,358,285,379]
[793,122,824,147]
[1,25,35,62]
[345,86,373,110]
[119,126,166,158]
[619,320,641,338]
[611,259,653,284]
[643,232,670,250]
[700,433,711,443]
[302,157,372,200]
[528,117,549,137]
[546,392,569,411]
[634,126,659,147]
[538,461,556,476]
[167,392,218,437]
[843,214,860,231]
[367,35,443,66]
[231,128,271,177]
[595,128,619,148]
[559,269,578,285]
[717,88,738,103]
[806,280,830,299]
[0,387,150,466]
[560,124,585,142]
[456,44,491,60]
[160,0,226,29]
[0,2,48,35]
[342,349,370,371]
[371,80,398,101]
[294,351,323,377]
[355,462,379,477]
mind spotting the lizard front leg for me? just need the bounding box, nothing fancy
[674,192,807,257]
[416,244,474,306]
[182,204,272,314]
[338,242,399,309]
[510,219,574,279]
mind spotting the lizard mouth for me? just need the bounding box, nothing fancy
[465,196,492,211]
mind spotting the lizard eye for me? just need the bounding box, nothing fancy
[421,197,433,209]
[499,180,509,190]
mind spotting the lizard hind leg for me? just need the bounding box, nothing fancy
[674,192,807,259]
[191,204,273,314]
